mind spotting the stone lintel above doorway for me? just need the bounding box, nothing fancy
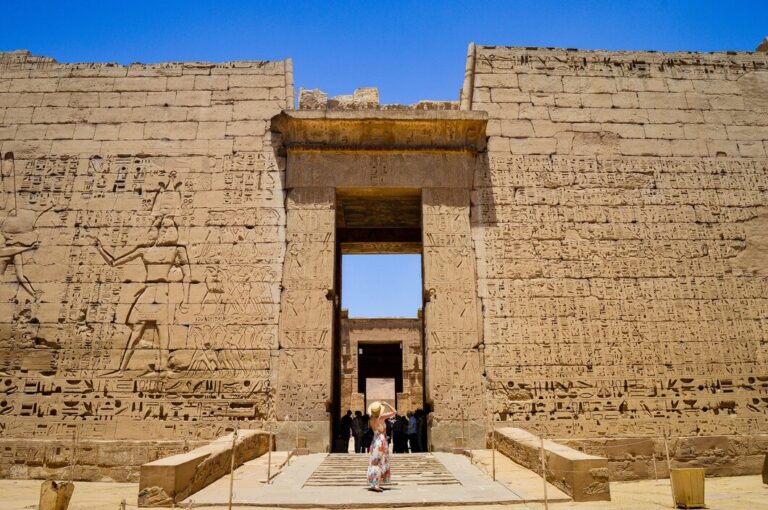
[270,110,488,153]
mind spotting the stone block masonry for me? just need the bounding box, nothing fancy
[0,50,292,480]
[467,45,768,478]
[493,427,610,502]
[1,39,767,482]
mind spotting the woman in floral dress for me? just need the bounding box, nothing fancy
[366,401,396,492]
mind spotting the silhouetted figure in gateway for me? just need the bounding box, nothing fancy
[351,410,364,453]
[339,410,353,452]
[406,411,419,452]
[361,413,373,452]
[391,413,407,453]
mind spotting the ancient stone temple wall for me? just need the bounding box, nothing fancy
[1,42,767,482]
[0,51,292,480]
[468,46,768,476]
[338,315,424,415]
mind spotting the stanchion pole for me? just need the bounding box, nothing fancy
[461,408,466,448]
[69,427,78,484]
[266,432,273,484]
[228,427,238,510]
[539,436,549,510]
[491,419,496,482]
[295,410,299,451]
[663,431,675,508]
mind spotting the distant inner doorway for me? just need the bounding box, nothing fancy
[359,343,402,410]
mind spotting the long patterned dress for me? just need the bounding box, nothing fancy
[366,418,391,488]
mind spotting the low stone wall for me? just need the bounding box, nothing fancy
[561,435,768,481]
[492,427,610,502]
[0,438,211,482]
[138,430,272,507]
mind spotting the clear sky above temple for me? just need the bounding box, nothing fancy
[2,1,766,105]
[2,0,766,317]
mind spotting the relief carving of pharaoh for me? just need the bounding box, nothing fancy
[94,171,192,376]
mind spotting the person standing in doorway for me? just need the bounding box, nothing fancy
[366,401,396,492]
[339,410,353,452]
[361,413,373,452]
[351,411,364,453]
[406,411,419,452]
[416,408,428,453]
[392,413,405,453]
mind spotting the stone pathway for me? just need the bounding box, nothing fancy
[183,452,539,507]
[304,453,459,486]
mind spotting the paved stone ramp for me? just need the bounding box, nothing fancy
[304,453,459,486]
[182,452,543,507]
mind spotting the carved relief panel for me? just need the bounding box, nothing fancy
[0,151,284,442]
[276,187,336,424]
[422,188,484,433]
[475,155,768,439]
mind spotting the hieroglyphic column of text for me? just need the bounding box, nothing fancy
[422,187,484,447]
[276,187,335,447]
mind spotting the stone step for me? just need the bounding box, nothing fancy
[304,453,460,486]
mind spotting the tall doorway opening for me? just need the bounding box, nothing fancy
[332,189,425,452]
[358,343,402,410]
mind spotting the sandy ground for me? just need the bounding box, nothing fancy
[2,474,766,509]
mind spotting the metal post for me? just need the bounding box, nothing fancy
[663,432,672,474]
[652,445,659,482]
[266,433,273,484]
[539,436,549,510]
[461,408,466,448]
[295,410,299,451]
[119,499,126,510]
[69,427,78,484]
[228,427,238,510]
[663,431,676,508]
[491,421,496,482]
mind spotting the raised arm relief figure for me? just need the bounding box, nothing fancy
[0,206,52,299]
[95,216,190,376]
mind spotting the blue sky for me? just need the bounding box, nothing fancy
[3,1,766,317]
[2,1,766,104]
[343,255,422,317]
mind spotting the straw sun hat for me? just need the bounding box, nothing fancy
[367,401,382,417]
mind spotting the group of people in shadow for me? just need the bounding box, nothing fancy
[339,408,429,454]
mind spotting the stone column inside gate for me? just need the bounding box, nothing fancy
[275,187,336,451]
[422,188,485,448]
[271,110,488,451]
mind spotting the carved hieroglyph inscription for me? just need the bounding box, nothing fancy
[475,155,768,438]
[422,188,483,423]
[0,151,284,442]
[276,187,336,422]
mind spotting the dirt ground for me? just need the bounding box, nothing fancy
[1,474,766,510]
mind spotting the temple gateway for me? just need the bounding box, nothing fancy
[0,40,767,502]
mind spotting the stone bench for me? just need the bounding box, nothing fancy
[492,427,610,502]
[138,430,272,507]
